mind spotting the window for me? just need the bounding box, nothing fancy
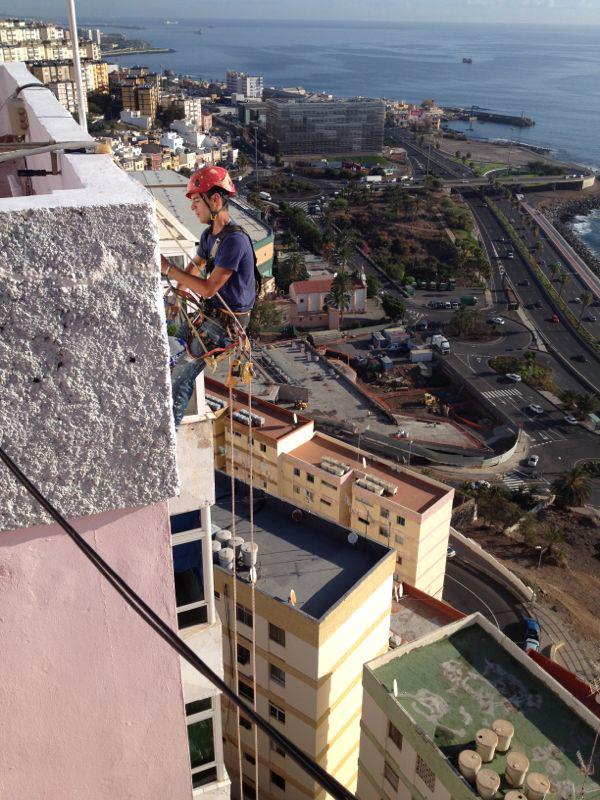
[395,534,404,545]
[187,717,216,787]
[293,467,300,477]
[396,555,403,565]
[416,755,436,792]
[388,721,403,750]
[186,697,212,716]
[384,761,399,790]
[172,537,207,629]
[237,643,251,665]
[259,443,267,452]
[396,514,406,526]
[238,679,254,703]
[321,498,332,507]
[270,664,286,686]
[322,480,337,490]
[244,752,256,766]
[269,702,286,724]
[239,716,252,731]
[358,515,369,525]
[307,473,315,483]
[379,526,388,537]
[242,781,256,799]
[271,739,286,757]
[306,490,314,501]
[234,431,242,438]
[270,770,286,791]
[293,485,300,494]
[269,623,286,646]
[236,603,253,628]
[381,507,389,519]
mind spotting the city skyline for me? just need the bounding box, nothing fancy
[11,0,600,25]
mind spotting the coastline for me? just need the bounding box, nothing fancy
[105,47,175,55]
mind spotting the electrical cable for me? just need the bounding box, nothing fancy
[0,443,357,800]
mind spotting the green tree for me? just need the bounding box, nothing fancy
[579,289,594,322]
[550,261,562,281]
[558,272,571,298]
[478,488,521,529]
[541,524,566,566]
[366,275,380,298]
[326,270,353,328]
[381,293,406,320]
[276,250,308,291]
[156,105,185,127]
[247,296,282,337]
[560,389,578,411]
[574,392,598,419]
[551,466,592,509]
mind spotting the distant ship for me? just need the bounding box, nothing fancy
[462,57,473,64]
[163,20,179,25]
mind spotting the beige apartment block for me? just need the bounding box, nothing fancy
[210,469,396,800]
[205,377,454,599]
[357,614,600,800]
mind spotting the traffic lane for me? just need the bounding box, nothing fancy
[468,204,600,390]
[392,132,473,179]
[443,557,524,638]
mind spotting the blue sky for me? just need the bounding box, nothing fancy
[12,0,600,24]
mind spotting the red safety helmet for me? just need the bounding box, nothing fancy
[185,165,236,199]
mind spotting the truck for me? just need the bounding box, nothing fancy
[460,294,478,307]
[362,174,383,184]
[382,327,409,352]
[410,347,433,363]
[426,334,450,355]
[371,331,386,349]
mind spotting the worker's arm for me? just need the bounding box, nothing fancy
[161,253,205,277]
[162,263,233,300]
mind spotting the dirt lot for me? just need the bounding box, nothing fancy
[437,135,565,169]
[462,508,600,669]
[529,182,600,215]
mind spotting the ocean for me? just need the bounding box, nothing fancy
[82,17,600,253]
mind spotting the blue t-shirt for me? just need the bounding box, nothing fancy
[198,228,256,313]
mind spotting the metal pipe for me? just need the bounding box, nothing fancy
[0,141,94,164]
[201,504,216,625]
[65,0,88,133]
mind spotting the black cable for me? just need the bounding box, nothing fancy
[0,445,357,800]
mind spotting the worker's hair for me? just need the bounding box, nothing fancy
[207,186,230,207]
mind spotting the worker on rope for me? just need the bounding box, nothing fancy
[161,165,260,425]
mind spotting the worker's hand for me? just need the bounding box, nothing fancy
[160,254,173,276]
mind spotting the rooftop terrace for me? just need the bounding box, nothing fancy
[211,472,391,620]
[374,621,600,800]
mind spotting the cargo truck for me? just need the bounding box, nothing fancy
[426,334,450,355]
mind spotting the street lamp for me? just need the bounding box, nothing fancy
[535,544,547,570]
[532,545,548,604]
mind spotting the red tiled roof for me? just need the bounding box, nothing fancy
[290,277,363,294]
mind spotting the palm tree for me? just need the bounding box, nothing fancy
[326,269,353,328]
[522,350,537,375]
[579,289,594,322]
[541,524,565,565]
[278,250,308,291]
[574,392,598,419]
[550,261,562,281]
[559,389,578,412]
[551,466,592,508]
[558,272,571,298]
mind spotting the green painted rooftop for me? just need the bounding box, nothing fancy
[374,624,600,800]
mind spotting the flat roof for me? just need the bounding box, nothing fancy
[373,622,600,800]
[211,472,390,620]
[131,170,272,245]
[289,433,447,514]
[205,377,311,442]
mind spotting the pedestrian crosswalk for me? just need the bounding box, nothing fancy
[502,470,529,490]
[482,387,522,401]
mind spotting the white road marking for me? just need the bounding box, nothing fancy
[482,388,523,400]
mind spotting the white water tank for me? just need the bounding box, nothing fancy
[506,791,527,800]
[506,751,530,788]
[525,773,550,800]
[476,729,499,763]
[212,541,222,561]
[216,529,232,545]
[458,749,482,782]
[232,536,245,557]
[241,541,258,567]
[218,546,234,570]
[492,719,514,752]
[476,768,500,800]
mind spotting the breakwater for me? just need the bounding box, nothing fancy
[545,196,600,280]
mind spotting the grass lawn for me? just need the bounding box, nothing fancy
[334,154,392,166]
[477,162,507,176]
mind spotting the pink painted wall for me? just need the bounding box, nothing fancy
[0,501,193,800]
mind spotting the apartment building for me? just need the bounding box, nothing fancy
[122,79,160,119]
[288,275,367,328]
[266,97,385,156]
[357,614,600,800]
[205,378,454,598]
[47,78,89,114]
[0,61,228,800]
[226,70,264,99]
[211,472,396,800]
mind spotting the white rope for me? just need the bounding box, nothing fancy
[247,378,260,792]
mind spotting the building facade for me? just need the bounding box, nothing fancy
[357,614,600,800]
[205,378,454,598]
[266,98,385,156]
[226,70,263,99]
[0,61,228,800]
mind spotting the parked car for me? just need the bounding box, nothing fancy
[534,301,543,309]
[523,638,540,653]
[527,454,540,468]
[506,373,522,382]
[573,354,588,363]
[469,480,491,490]
[527,404,544,415]
[551,313,560,323]
[447,546,457,559]
[451,300,460,309]
[507,251,515,259]
[574,297,582,303]
[584,315,598,323]
[487,317,505,325]
[522,617,541,640]
[564,415,579,425]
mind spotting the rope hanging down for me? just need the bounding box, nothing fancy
[0,444,357,800]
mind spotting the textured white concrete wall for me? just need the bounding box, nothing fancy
[0,63,178,529]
